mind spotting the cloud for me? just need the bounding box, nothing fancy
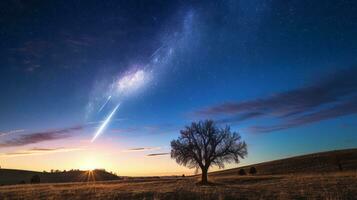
[195,68,357,133]
[249,97,357,133]
[11,40,51,58]
[0,126,82,148]
[123,147,161,152]
[9,35,99,72]
[0,129,25,137]
[10,40,52,72]
[217,112,264,124]
[146,153,170,157]
[0,147,84,158]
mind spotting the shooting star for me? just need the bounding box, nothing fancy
[89,11,194,142]
[91,69,148,142]
[91,103,120,142]
[98,95,112,112]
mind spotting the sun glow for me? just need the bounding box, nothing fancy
[80,158,99,171]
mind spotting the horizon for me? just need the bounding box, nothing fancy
[1,148,354,177]
[1,1,357,176]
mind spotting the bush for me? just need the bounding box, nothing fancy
[238,169,246,175]
[249,167,257,175]
[30,175,40,184]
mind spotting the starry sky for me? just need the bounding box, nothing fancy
[0,0,357,175]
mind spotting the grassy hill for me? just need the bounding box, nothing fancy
[209,148,357,177]
[0,169,120,185]
[0,148,356,199]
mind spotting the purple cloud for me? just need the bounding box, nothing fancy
[123,147,161,152]
[0,126,82,147]
[0,147,84,157]
[195,68,357,133]
[146,153,170,157]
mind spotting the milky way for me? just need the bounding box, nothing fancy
[89,10,196,142]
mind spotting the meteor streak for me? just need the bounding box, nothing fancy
[91,103,120,142]
[91,70,148,142]
[98,95,112,112]
[89,12,193,142]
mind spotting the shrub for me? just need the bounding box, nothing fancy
[249,167,257,175]
[30,175,40,184]
[238,169,246,175]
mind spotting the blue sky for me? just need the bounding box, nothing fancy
[0,0,356,174]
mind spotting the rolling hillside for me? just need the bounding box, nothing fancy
[210,148,357,177]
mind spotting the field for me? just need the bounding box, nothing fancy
[0,149,356,200]
[0,172,356,200]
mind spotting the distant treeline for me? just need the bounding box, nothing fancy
[0,168,120,185]
[42,169,117,176]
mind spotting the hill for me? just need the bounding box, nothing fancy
[0,169,120,185]
[209,148,357,177]
[0,148,356,199]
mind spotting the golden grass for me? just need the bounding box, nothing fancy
[0,171,356,200]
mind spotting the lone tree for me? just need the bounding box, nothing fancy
[171,120,247,184]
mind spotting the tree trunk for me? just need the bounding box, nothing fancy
[201,167,208,184]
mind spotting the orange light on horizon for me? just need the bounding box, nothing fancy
[79,157,100,171]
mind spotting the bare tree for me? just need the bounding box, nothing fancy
[171,120,247,184]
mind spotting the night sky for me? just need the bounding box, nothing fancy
[0,0,356,175]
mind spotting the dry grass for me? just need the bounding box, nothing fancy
[0,171,356,200]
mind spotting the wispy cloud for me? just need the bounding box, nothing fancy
[0,126,82,148]
[249,97,357,133]
[123,147,161,152]
[10,40,52,72]
[9,33,100,72]
[146,153,170,157]
[0,147,84,158]
[194,68,357,133]
[0,129,25,137]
